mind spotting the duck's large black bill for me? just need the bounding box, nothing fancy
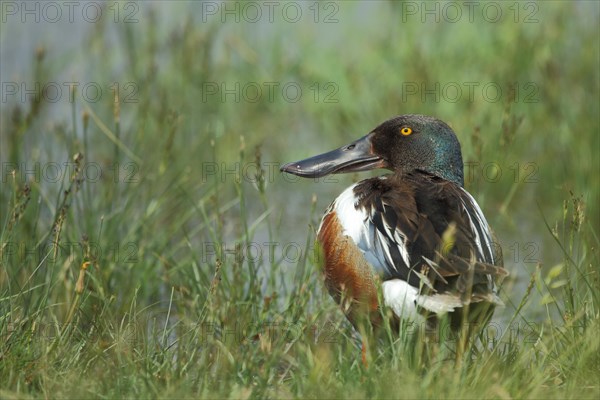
[280,134,385,178]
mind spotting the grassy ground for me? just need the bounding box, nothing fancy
[1,1,599,398]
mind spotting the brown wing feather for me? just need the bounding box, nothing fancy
[354,172,506,302]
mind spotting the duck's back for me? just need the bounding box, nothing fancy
[317,172,506,326]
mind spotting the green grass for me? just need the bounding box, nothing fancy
[1,2,599,398]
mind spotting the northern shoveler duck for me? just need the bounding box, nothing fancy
[281,115,507,332]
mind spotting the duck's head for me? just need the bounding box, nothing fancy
[280,114,464,186]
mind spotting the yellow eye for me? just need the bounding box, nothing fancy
[400,127,413,136]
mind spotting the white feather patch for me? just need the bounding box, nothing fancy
[382,279,464,320]
[328,183,386,275]
[416,294,463,313]
[331,183,366,241]
[381,279,422,321]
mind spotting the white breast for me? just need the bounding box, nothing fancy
[319,183,386,274]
